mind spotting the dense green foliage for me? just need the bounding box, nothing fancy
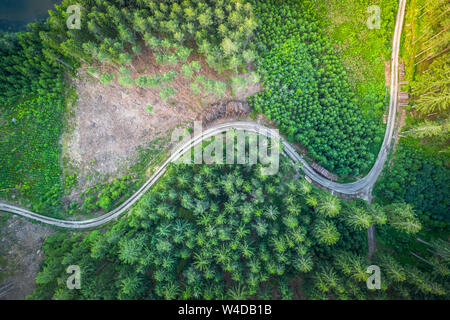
[374,140,450,226]
[70,176,134,215]
[248,0,380,176]
[1,0,448,301]
[30,149,427,300]
[28,160,350,299]
[0,23,74,214]
[45,0,257,72]
[304,248,449,299]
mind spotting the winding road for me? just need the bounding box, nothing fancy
[0,0,406,229]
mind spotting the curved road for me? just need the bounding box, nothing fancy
[0,0,406,229]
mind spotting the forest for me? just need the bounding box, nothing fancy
[375,0,449,224]
[372,0,449,271]
[0,0,448,301]
[31,154,447,300]
[248,0,381,177]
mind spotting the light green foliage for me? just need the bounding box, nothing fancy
[160,70,178,84]
[147,75,160,89]
[118,67,134,87]
[248,72,260,85]
[385,203,422,234]
[305,249,449,299]
[190,82,202,95]
[320,0,398,122]
[214,81,227,99]
[119,52,132,65]
[0,24,75,216]
[135,75,148,88]
[79,176,133,214]
[131,44,141,55]
[180,64,193,79]
[202,78,215,94]
[190,60,202,72]
[316,194,341,218]
[159,86,176,102]
[176,46,192,62]
[411,56,449,114]
[100,72,114,86]
[405,0,449,113]
[343,204,372,231]
[313,220,340,245]
[230,76,247,94]
[87,67,99,76]
[167,54,179,66]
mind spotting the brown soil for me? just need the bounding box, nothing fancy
[0,214,53,299]
[63,49,260,197]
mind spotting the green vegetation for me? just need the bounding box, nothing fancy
[248,0,379,176]
[403,0,448,113]
[1,0,448,301]
[374,0,449,231]
[373,0,449,285]
[305,248,448,299]
[374,140,450,228]
[0,23,75,215]
[320,0,398,122]
[31,153,442,300]
[45,0,257,72]
[146,105,154,114]
[411,56,449,114]
[401,0,449,154]
[76,176,134,214]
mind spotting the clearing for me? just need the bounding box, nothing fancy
[62,50,260,200]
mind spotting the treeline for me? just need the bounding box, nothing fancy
[248,0,379,176]
[44,0,257,72]
[30,154,444,300]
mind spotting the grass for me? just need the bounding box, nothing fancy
[316,0,400,178]
[321,0,398,121]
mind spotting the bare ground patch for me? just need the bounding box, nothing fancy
[62,50,260,199]
[0,214,53,299]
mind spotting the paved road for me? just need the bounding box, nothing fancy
[0,0,406,228]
